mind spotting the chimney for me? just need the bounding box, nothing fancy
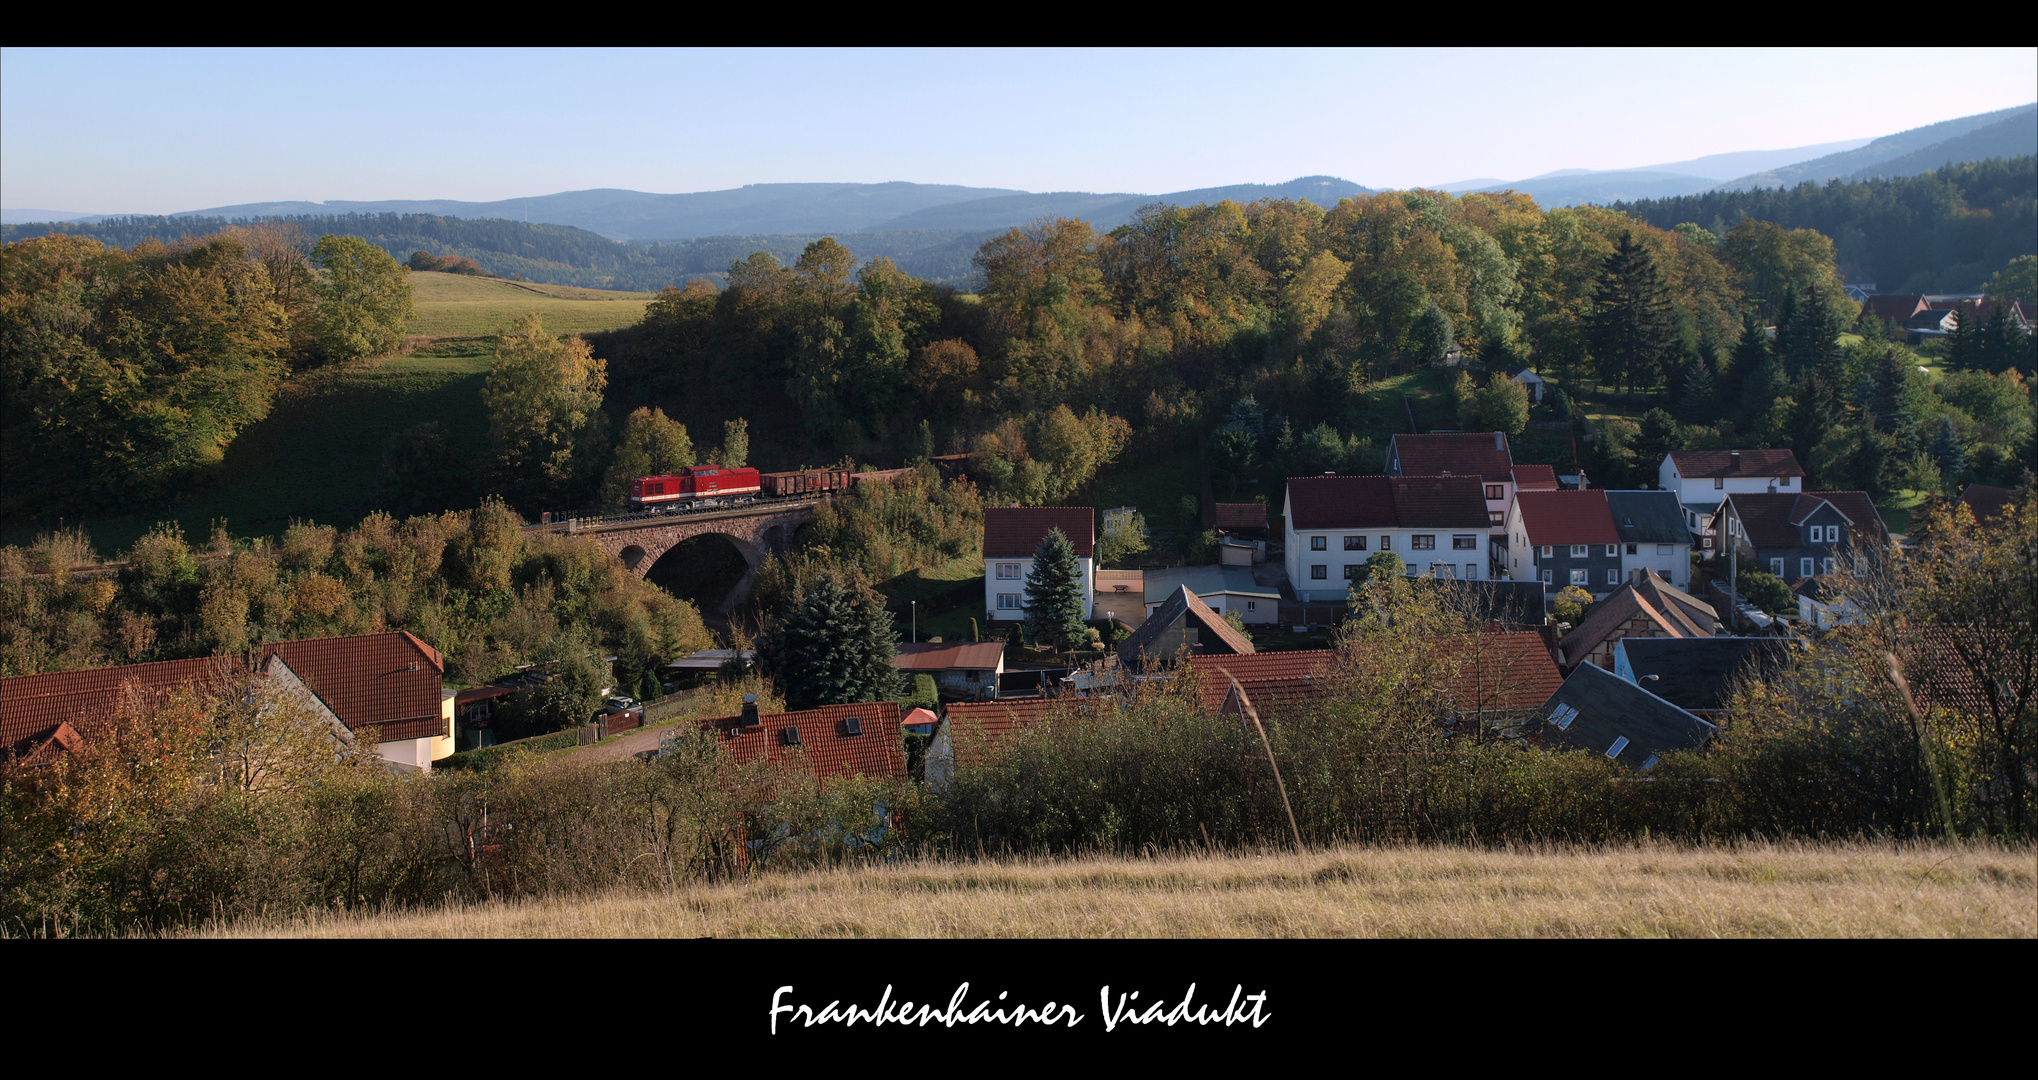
[1729,450,1741,472]
[741,694,759,729]
[1494,431,1504,452]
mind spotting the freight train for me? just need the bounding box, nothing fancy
[627,465,864,512]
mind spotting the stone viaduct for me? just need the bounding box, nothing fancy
[531,503,818,612]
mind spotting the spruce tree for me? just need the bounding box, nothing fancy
[1868,346,1919,455]
[756,573,899,710]
[1023,527,1089,653]
[1947,307,1982,372]
[1677,354,1716,424]
[1586,232,1677,396]
[1783,283,1843,382]
[1930,417,1968,483]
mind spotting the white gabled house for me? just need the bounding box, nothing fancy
[1658,449,1807,552]
[1283,474,1493,602]
[983,506,1096,623]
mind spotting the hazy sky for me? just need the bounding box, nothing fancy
[4,47,2033,213]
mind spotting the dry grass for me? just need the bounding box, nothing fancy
[198,840,2034,939]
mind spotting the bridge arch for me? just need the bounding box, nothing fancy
[564,505,817,613]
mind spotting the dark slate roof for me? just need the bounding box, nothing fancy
[1727,492,1883,550]
[1614,637,1791,713]
[983,507,1094,559]
[1118,586,1256,671]
[1542,662,1717,768]
[1666,449,1806,480]
[1604,490,1690,546]
[1958,484,2018,525]
[1286,475,1396,530]
[1514,489,1619,546]
[1213,503,1268,530]
[1389,475,1491,529]
[1389,432,1515,483]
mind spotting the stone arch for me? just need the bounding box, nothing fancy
[570,505,818,612]
[619,544,649,571]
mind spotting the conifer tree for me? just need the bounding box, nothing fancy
[1677,354,1716,424]
[1586,232,1677,396]
[1782,282,1843,382]
[1930,416,1968,483]
[1868,346,1920,455]
[1947,307,1982,372]
[756,573,898,710]
[1023,527,1088,653]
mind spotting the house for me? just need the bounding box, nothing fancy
[1504,366,1547,404]
[1612,636,1790,719]
[1505,489,1622,596]
[1092,569,1146,629]
[893,641,1006,701]
[1386,431,1518,532]
[1657,449,1806,551]
[1793,577,1867,630]
[1,631,456,773]
[1603,490,1693,589]
[699,698,907,782]
[1200,632,1561,730]
[454,685,518,750]
[1957,483,2018,526]
[1284,474,1493,601]
[1213,502,1269,540]
[925,696,1108,791]
[1142,565,1280,625]
[984,506,1096,623]
[1540,662,1718,769]
[1710,490,1892,583]
[1117,585,1257,673]
[1512,465,1559,492]
[1557,568,1722,671]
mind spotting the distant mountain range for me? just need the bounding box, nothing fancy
[5,104,2030,240]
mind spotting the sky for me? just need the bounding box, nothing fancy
[3,47,2034,214]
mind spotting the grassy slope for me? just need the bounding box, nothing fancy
[199,840,2033,938]
[407,270,655,337]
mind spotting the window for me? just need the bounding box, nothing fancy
[1801,558,1815,578]
[1540,545,1553,558]
[1570,545,1588,557]
[1435,563,1454,579]
[1714,477,1724,489]
[1657,544,1674,555]
[1570,569,1588,585]
[1606,736,1629,759]
[1485,484,1504,501]
[1311,565,1327,580]
[1310,536,1327,551]
[1807,525,1823,543]
[1247,601,1256,611]
[1342,565,1358,579]
[1607,568,1619,585]
[1550,703,1578,729]
[996,563,1021,580]
[1379,536,1392,550]
[997,593,1021,610]
[1606,544,1619,557]
[1452,535,1478,550]
[1780,476,1793,489]
[1769,558,1784,576]
[1344,536,1366,551]
[1410,535,1436,550]
[1625,543,1638,555]
[1541,569,1553,585]
[1822,557,1834,575]
[1466,564,1478,580]
[1489,510,1506,526]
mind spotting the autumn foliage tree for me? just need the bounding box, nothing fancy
[482,314,609,509]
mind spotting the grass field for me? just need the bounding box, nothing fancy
[407,270,655,337]
[2,341,496,556]
[196,840,2033,938]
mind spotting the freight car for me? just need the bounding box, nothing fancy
[628,466,763,511]
[759,466,854,498]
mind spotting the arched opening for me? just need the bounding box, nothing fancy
[619,544,649,571]
[645,533,755,618]
[761,524,786,553]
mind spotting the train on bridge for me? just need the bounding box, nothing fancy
[626,464,915,513]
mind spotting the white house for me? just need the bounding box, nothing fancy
[1284,474,1492,602]
[1504,366,1547,404]
[1658,449,1806,552]
[1603,490,1693,589]
[983,506,1095,623]
[1386,431,1519,535]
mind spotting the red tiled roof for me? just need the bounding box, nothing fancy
[262,632,446,742]
[2,655,239,758]
[1217,676,1330,724]
[1389,475,1491,529]
[1513,489,1618,545]
[1958,484,2018,524]
[1197,636,1558,718]
[1192,651,1338,711]
[703,702,906,781]
[1862,295,1927,323]
[1557,570,1720,668]
[1286,475,1395,530]
[941,697,1104,767]
[1511,465,1559,490]
[1807,491,1891,546]
[1214,503,1268,530]
[1390,433,1515,482]
[983,507,1095,558]
[1665,449,1806,479]
[893,642,1006,672]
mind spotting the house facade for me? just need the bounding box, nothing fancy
[1142,565,1280,625]
[1284,474,1493,602]
[1603,490,1692,589]
[1711,490,1891,583]
[1658,449,1806,552]
[1504,489,1623,597]
[983,506,1095,623]
[893,641,1006,701]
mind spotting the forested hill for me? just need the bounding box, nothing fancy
[1,213,1002,291]
[1612,156,2037,294]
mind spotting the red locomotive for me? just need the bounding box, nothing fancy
[628,466,762,511]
